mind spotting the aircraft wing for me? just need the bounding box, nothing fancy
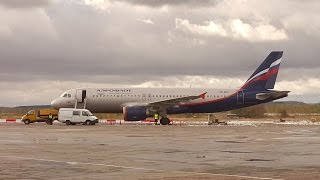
[146,92,207,107]
[123,92,207,108]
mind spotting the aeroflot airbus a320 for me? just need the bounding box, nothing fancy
[51,51,289,125]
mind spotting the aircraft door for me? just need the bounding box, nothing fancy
[237,90,244,104]
[147,93,152,101]
[142,93,146,101]
[76,89,87,103]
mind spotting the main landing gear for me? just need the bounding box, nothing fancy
[159,117,170,125]
[154,110,171,125]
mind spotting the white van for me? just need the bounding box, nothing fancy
[58,108,98,125]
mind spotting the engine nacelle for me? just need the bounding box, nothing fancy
[123,106,148,121]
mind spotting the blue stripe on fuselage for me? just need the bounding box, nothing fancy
[167,90,281,114]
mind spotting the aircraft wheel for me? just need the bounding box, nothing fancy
[66,120,71,126]
[46,120,53,125]
[160,118,170,125]
[24,119,30,125]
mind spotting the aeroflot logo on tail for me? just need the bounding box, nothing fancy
[97,89,132,93]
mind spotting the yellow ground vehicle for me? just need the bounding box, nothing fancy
[21,109,58,125]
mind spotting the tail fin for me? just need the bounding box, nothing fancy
[241,51,283,90]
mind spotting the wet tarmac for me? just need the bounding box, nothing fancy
[0,123,319,179]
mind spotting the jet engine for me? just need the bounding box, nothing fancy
[123,106,148,121]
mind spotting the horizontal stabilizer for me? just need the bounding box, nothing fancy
[256,91,290,100]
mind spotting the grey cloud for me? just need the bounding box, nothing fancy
[0,0,51,8]
[112,0,218,7]
[0,0,320,105]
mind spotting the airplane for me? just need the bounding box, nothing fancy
[51,51,289,125]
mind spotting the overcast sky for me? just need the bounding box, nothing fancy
[0,0,319,106]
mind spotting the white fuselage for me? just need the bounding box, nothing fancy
[51,88,236,113]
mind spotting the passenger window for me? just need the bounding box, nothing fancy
[73,111,80,116]
[68,94,71,98]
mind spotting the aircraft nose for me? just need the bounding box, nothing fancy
[51,99,60,109]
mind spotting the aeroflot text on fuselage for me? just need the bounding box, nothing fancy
[97,89,132,93]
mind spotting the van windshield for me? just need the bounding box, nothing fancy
[82,111,93,116]
[86,111,93,116]
[27,110,34,115]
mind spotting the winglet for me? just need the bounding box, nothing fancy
[199,92,207,99]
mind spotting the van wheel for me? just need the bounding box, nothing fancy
[24,119,30,125]
[85,120,91,125]
[66,120,71,126]
[90,121,96,125]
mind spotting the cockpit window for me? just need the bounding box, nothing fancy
[60,92,73,98]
